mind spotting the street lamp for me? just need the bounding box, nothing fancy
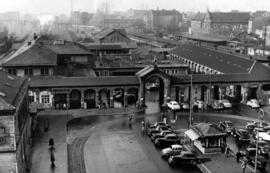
[254,108,265,173]
[189,74,193,129]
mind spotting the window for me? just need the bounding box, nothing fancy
[41,95,50,104]
[8,68,16,75]
[0,126,6,145]
[41,68,49,76]
[24,68,33,76]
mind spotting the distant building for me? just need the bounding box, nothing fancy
[93,28,131,43]
[145,9,182,33]
[2,39,94,77]
[190,11,250,37]
[104,18,144,29]
[0,71,30,173]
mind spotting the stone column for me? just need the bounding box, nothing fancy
[110,89,114,108]
[139,79,145,107]
[81,89,85,109]
[123,89,128,108]
[95,89,99,108]
[66,92,70,109]
[241,85,248,103]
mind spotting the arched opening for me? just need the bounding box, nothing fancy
[84,89,96,109]
[144,75,165,111]
[127,88,138,107]
[70,90,81,109]
[112,88,124,108]
[247,85,258,100]
[54,93,67,109]
[99,89,110,108]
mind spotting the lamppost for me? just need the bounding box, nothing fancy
[188,74,193,129]
[254,108,265,173]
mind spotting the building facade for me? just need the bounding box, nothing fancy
[0,71,30,173]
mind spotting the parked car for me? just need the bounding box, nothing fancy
[193,100,204,110]
[256,131,270,142]
[233,128,250,142]
[244,148,267,169]
[161,144,183,159]
[154,134,180,148]
[151,130,175,142]
[168,151,199,166]
[247,99,260,108]
[180,102,190,110]
[248,142,269,158]
[246,121,269,131]
[167,101,181,110]
[148,126,172,136]
[218,121,235,134]
[218,99,232,108]
[209,100,223,110]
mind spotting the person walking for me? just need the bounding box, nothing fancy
[49,137,54,150]
[236,151,241,163]
[141,120,145,132]
[224,146,229,158]
[50,152,55,168]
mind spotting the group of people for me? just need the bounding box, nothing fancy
[141,119,150,133]
[55,103,67,110]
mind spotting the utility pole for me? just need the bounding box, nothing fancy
[189,74,193,129]
[263,24,267,56]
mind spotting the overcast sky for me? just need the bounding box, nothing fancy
[1,0,270,15]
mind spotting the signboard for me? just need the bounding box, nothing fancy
[52,88,70,94]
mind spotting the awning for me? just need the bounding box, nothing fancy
[184,129,200,141]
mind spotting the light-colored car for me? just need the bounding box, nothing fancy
[167,101,181,110]
[181,102,190,110]
[161,144,183,159]
[193,100,204,110]
[247,99,260,108]
[210,100,223,110]
[257,131,270,142]
[218,99,232,108]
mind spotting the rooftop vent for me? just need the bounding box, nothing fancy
[0,92,6,97]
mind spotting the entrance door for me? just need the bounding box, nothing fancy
[70,90,81,109]
[54,93,67,109]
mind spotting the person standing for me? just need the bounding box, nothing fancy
[225,146,229,158]
[236,151,241,163]
[141,120,145,132]
[50,152,55,168]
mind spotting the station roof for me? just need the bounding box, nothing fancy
[29,76,139,88]
[180,33,228,43]
[94,28,129,41]
[83,42,137,50]
[170,44,254,74]
[45,43,91,55]
[3,44,58,67]
[0,70,26,108]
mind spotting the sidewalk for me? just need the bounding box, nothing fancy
[30,114,68,173]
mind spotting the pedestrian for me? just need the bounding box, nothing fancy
[224,146,229,158]
[50,152,55,168]
[141,120,145,132]
[161,113,164,121]
[236,151,241,163]
[63,103,66,110]
[146,120,150,130]
[49,137,54,149]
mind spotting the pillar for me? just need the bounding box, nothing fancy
[139,80,146,107]
[241,85,248,103]
[95,89,99,108]
[66,92,70,109]
[123,89,128,108]
[110,89,114,108]
[81,89,85,109]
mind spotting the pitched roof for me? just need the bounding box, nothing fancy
[152,9,181,16]
[192,123,226,137]
[83,42,137,50]
[94,28,128,41]
[29,76,139,88]
[170,44,254,74]
[209,12,250,24]
[192,13,206,21]
[3,44,57,67]
[0,70,26,108]
[45,43,91,55]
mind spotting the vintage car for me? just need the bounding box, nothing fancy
[161,144,183,159]
[151,130,175,142]
[168,151,199,166]
[233,128,250,141]
[154,134,180,148]
[167,101,181,111]
[218,121,235,134]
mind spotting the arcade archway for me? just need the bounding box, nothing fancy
[99,89,110,108]
[70,90,81,109]
[84,89,96,109]
[112,88,124,108]
[126,88,138,107]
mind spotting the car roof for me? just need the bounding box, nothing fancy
[171,144,183,149]
[170,101,178,103]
